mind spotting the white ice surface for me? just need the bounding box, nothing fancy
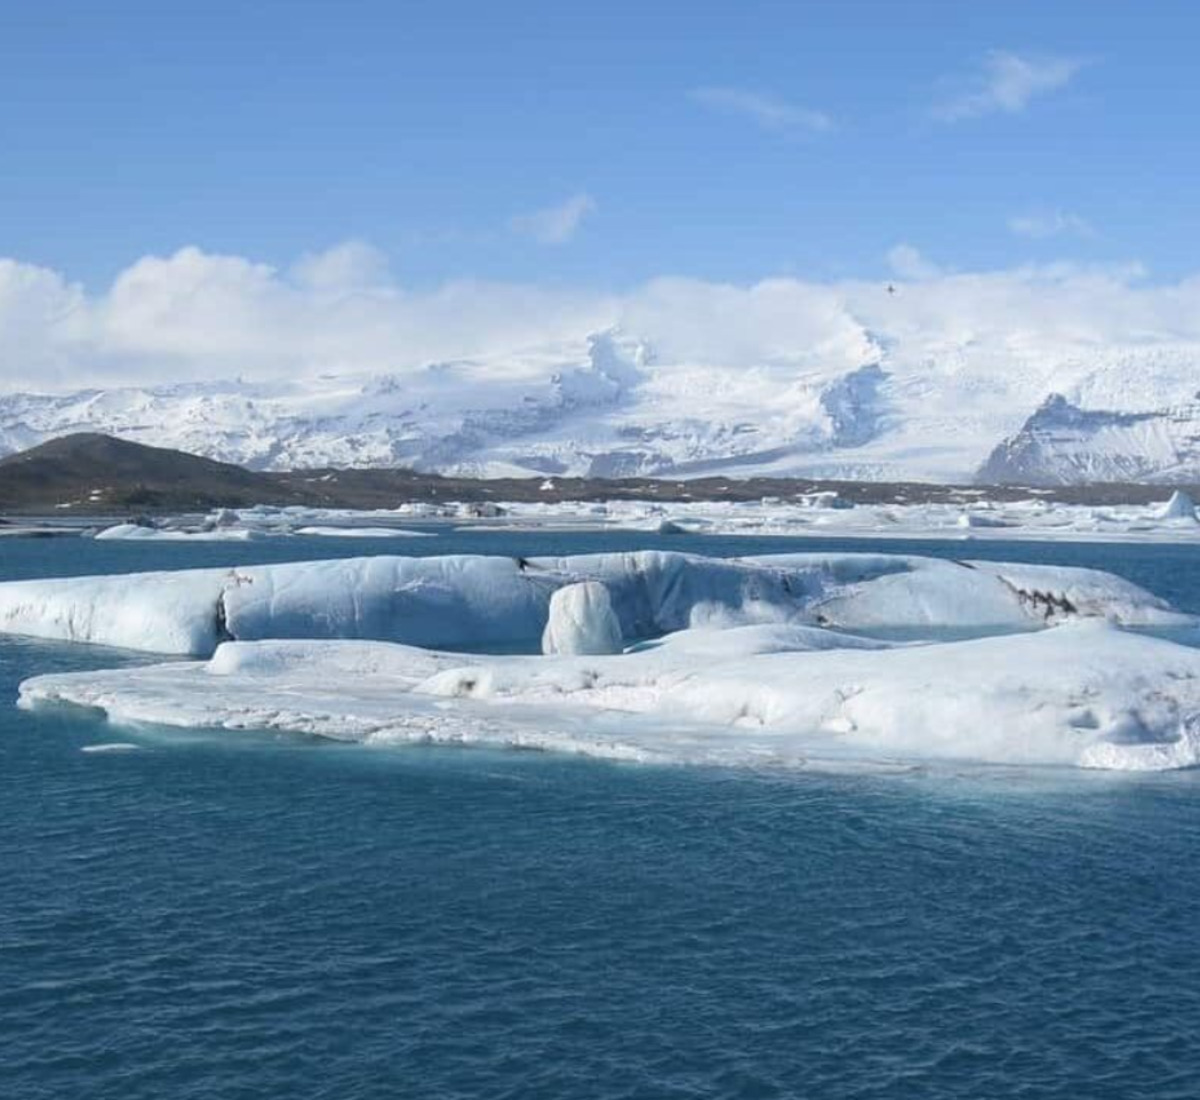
[0,566,234,655]
[293,526,431,538]
[0,551,1184,656]
[21,621,1200,771]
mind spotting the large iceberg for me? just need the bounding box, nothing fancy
[13,547,1200,771]
[0,551,1183,656]
[20,621,1200,771]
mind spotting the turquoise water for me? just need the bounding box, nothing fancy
[4,532,1200,1098]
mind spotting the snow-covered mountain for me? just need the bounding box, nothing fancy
[980,393,1200,486]
[2,327,1199,484]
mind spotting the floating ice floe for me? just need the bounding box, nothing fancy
[20,620,1200,771]
[440,494,1200,543]
[0,551,1184,656]
[115,492,1200,544]
[293,526,432,538]
[93,523,263,541]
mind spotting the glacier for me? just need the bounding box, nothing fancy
[6,325,1200,485]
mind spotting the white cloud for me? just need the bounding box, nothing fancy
[620,276,871,367]
[935,51,1087,121]
[6,242,1200,404]
[690,87,833,133]
[291,240,394,292]
[1008,209,1095,240]
[509,193,596,245]
[0,245,614,389]
[887,244,943,281]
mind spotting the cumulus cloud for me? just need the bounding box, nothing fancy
[1008,209,1095,240]
[0,259,87,383]
[690,87,833,133]
[0,245,614,389]
[935,51,1087,121]
[509,193,597,245]
[4,242,1200,397]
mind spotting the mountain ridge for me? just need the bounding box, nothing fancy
[981,393,1200,486]
[3,329,1200,485]
[0,432,1191,515]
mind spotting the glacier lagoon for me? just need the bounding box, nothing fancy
[5,529,1200,1097]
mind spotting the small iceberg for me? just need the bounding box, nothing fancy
[94,523,260,542]
[293,526,431,538]
[1157,490,1197,521]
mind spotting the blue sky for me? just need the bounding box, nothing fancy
[1,0,1197,290]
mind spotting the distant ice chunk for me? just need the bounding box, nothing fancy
[1158,490,1197,521]
[800,491,853,510]
[294,526,431,538]
[542,582,623,656]
[207,508,241,528]
[956,512,1011,529]
[94,523,260,541]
